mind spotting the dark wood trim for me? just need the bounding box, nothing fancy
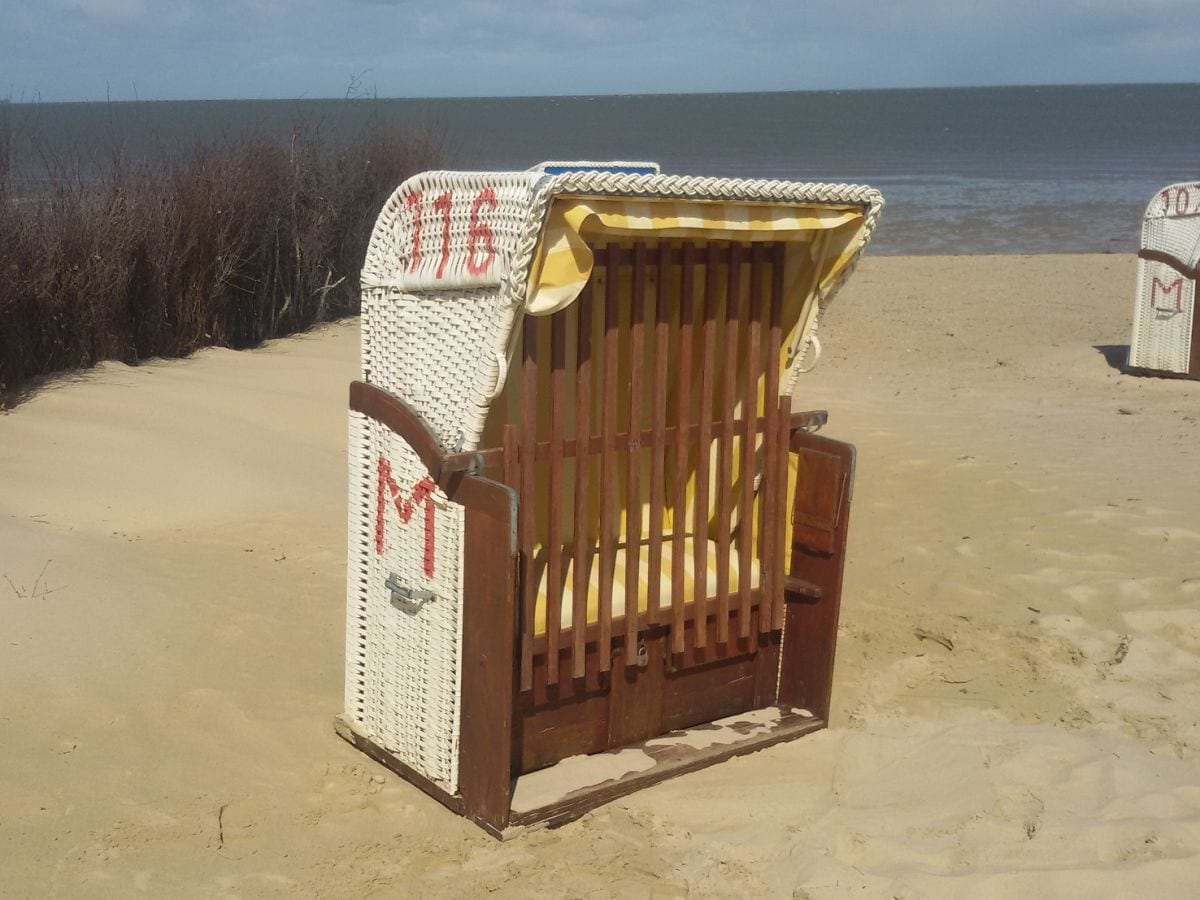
[350,380,508,518]
[349,381,445,482]
[457,478,519,832]
[778,433,855,720]
[1138,247,1200,280]
[441,447,505,475]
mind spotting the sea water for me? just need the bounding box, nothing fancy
[3,83,1199,255]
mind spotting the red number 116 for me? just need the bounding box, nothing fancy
[404,187,498,278]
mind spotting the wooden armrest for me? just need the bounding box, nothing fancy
[349,381,510,511]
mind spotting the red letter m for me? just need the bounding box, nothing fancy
[375,456,437,577]
[1151,276,1184,312]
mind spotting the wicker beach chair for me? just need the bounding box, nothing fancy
[337,162,884,836]
[1129,181,1200,378]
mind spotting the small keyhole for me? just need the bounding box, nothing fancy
[636,641,649,668]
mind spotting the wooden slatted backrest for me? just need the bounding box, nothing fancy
[494,239,791,689]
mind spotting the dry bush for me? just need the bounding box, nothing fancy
[0,118,441,404]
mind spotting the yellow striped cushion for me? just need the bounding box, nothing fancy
[532,539,760,635]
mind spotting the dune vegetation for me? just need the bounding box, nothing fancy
[0,119,440,405]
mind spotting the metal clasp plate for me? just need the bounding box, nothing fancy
[385,573,435,609]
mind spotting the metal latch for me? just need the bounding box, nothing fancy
[385,574,435,609]
[636,641,649,668]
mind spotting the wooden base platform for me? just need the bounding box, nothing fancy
[335,706,823,839]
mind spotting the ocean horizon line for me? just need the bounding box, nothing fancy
[7,79,1200,108]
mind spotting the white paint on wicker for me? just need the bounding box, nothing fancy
[1130,182,1200,374]
[344,410,373,725]
[346,411,465,790]
[361,286,514,450]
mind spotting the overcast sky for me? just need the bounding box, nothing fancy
[4,0,1200,102]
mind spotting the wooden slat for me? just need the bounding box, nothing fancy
[502,424,519,491]
[714,243,740,644]
[775,396,792,630]
[692,242,720,649]
[530,414,784,462]
[646,242,671,623]
[596,244,749,267]
[518,314,538,692]
[738,243,764,639]
[571,283,593,679]
[598,244,620,671]
[765,244,786,632]
[772,244,792,633]
[624,243,647,663]
[670,243,697,654]
[528,590,769,654]
[545,311,567,685]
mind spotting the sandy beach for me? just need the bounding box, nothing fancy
[3,252,1198,897]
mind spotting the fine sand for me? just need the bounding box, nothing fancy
[3,253,1198,897]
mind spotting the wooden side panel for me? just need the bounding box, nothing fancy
[458,477,518,832]
[778,432,855,720]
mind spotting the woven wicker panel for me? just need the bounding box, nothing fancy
[361,286,515,450]
[346,409,464,790]
[344,410,373,724]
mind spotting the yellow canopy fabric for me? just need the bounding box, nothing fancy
[524,196,867,316]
